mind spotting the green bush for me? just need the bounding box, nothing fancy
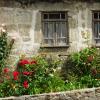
[62,47,100,87]
[71,47,97,76]
[0,29,14,73]
[0,56,65,97]
[63,47,100,77]
[0,47,100,97]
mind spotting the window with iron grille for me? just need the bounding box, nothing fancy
[92,11,100,44]
[41,11,69,47]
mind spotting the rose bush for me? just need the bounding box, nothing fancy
[0,47,100,97]
[0,56,65,97]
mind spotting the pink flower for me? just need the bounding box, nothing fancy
[3,68,9,73]
[23,80,29,88]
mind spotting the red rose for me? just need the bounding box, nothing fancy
[87,56,94,62]
[13,71,19,77]
[23,80,29,88]
[3,68,9,73]
[19,59,30,66]
[13,71,19,80]
[30,60,37,64]
[23,71,32,76]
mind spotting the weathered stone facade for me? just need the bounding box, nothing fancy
[0,0,100,65]
[1,87,100,100]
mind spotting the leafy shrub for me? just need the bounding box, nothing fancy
[0,56,65,97]
[62,47,100,87]
[71,47,97,76]
[63,47,100,77]
[0,47,100,97]
[0,26,14,73]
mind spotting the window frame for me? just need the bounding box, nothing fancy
[41,11,69,48]
[92,10,100,46]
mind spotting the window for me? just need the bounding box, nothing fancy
[41,11,69,47]
[92,11,100,44]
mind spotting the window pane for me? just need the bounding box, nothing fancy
[94,13,98,19]
[48,39,54,46]
[44,39,54,46]
[61,22,67,37]
[99,13,100,19]
[94,22,98,38]
[48,23,54,38]
[56,22,61,37]
[99,22,100,37]
[43,14,48,19]
[55,22,61,45]
[49,13,60,19]
[61,13,65,19]
[44,39,48,45]
[56,22,67,46]
[44,22,48,38]
[96,39,100,44]
[45,22,54,45]
[57,38,67,46]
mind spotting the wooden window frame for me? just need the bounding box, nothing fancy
[41,11,69,48]
[92,11,100,46]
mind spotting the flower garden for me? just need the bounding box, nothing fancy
[0,26,100,97]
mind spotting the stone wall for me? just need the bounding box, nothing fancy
[0,1,100,65]
[1,87,100,100]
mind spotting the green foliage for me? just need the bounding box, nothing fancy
[62,47,100,89]
[80,75,100,88]
[0,30,14,73]
[0,56,65,97]
[64,47,100,77]
[0,47,100,97]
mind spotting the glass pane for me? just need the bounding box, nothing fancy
[48,39,54,46]
[96,39,100,44]
[56,22,61,37]
[49,13,60,19]
[61,22,67,37]
[99,22,100,38]
[44,39,48,46]
[48,22,55,45]
[58,38,67,46]
[94,13,98,19]
[99,13,100,19]
[94,22,99,38]
[48,23,54,38]
[61,13,65,19]
[44,14,48,19]
[44,22,48,38]
[56,22,67,46]
[44,39,54,46]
